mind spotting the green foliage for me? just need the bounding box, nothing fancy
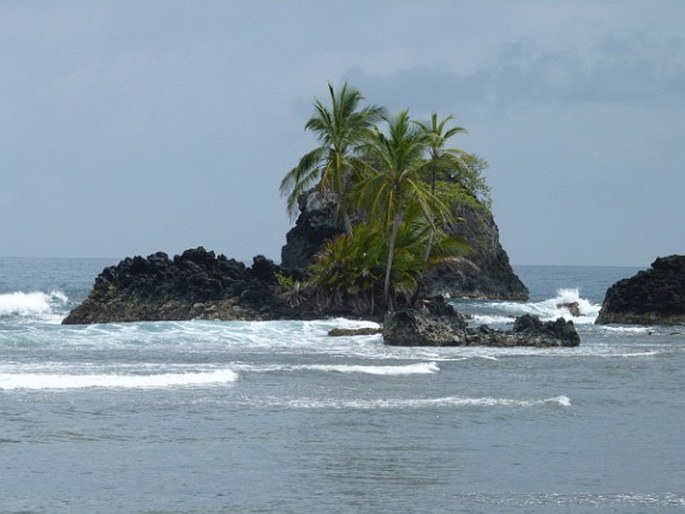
[275,271,297,289]
[279,82,384,222]
[307,210,468,312]
[283,84,493,313]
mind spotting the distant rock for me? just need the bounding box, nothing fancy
[382,297,579,347]
[596,255,685,325]
[280,189,529,301]
[557,301,581,317]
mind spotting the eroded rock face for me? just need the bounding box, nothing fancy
[596,255,685,325]
[382,298,579,347]
[62,247,296,324]
[281,190,345,272]
[280,189,528,301]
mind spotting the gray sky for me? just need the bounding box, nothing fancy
[1,1,683,266]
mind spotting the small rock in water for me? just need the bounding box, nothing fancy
[328,327,382,337]
[557,301,581,317]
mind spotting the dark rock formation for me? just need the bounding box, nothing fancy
[281,191,345,271]
[63,248,580,349]
[280,189,528,301]
[328,327,383,337]
[62,247,299,324]
[383,297,579,347]
[596,255,685,325]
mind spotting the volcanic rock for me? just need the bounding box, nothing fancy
[383,298,579,347]
[62,247,298,324]
[281,189,528,301]
[596,255,685,325]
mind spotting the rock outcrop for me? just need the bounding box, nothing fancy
[281,189,528,300]
[596,255,685,325]
[62,247,298,324]
[383,297,580,347]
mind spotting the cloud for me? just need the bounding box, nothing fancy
[343,35,685,117]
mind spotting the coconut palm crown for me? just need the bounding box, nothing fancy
[354,110,454,303]
[279,82,385,230]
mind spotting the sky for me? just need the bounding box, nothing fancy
[1,1,683,266]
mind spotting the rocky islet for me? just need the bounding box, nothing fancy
[596,255,685,325]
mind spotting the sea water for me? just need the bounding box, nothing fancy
[1,257,683,513]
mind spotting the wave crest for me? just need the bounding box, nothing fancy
[0,290,68,320]
[0,369,238,390]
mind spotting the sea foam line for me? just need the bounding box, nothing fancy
[0,369,238,390]
[256,395,571,410]
[232,362,439,376]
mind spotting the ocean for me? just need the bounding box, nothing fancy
[1,257,683,513]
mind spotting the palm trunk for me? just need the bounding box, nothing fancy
[423,230,434,262]
[383,214,402,307]
[423,171,439,262]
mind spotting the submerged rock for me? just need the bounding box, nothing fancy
[327,327,382,337]
[383,298,579,347]
[596,255,685,325]
[281,189,528,301]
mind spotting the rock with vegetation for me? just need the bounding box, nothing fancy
[279,82,527,304]
[281,187,528,301]
[64,82,531,329]
[596,255,685,325]
[383,297,580,347]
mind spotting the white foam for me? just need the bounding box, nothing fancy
[256,395,571,410]
[598,325,653,334]
[471,314,515,325]
[294,362,439,375]
[232,362,439,376]
[474,288,601,325]
[0,369,237,390]
[0,290,68,320]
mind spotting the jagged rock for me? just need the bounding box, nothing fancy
[596,255,685,325]
[383,305,579,347]
[62,247,298,324]
[281,190,345,271]
[281,189,528,300]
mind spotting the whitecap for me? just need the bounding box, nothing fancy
[468,288,601,325]
[0,368,238,390]
[233,361,439,376]
[0,290,68,321]
[255,394,571,410]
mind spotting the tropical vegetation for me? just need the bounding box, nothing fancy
[280,82,492,314]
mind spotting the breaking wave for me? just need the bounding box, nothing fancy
[469,288,601,325]
[0,369,237,390]
[0,290,68,322]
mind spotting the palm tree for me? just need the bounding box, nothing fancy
[415,112,468,191]
[354,110,453,306]
[279,82,384,231]
[415,112,471,260]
